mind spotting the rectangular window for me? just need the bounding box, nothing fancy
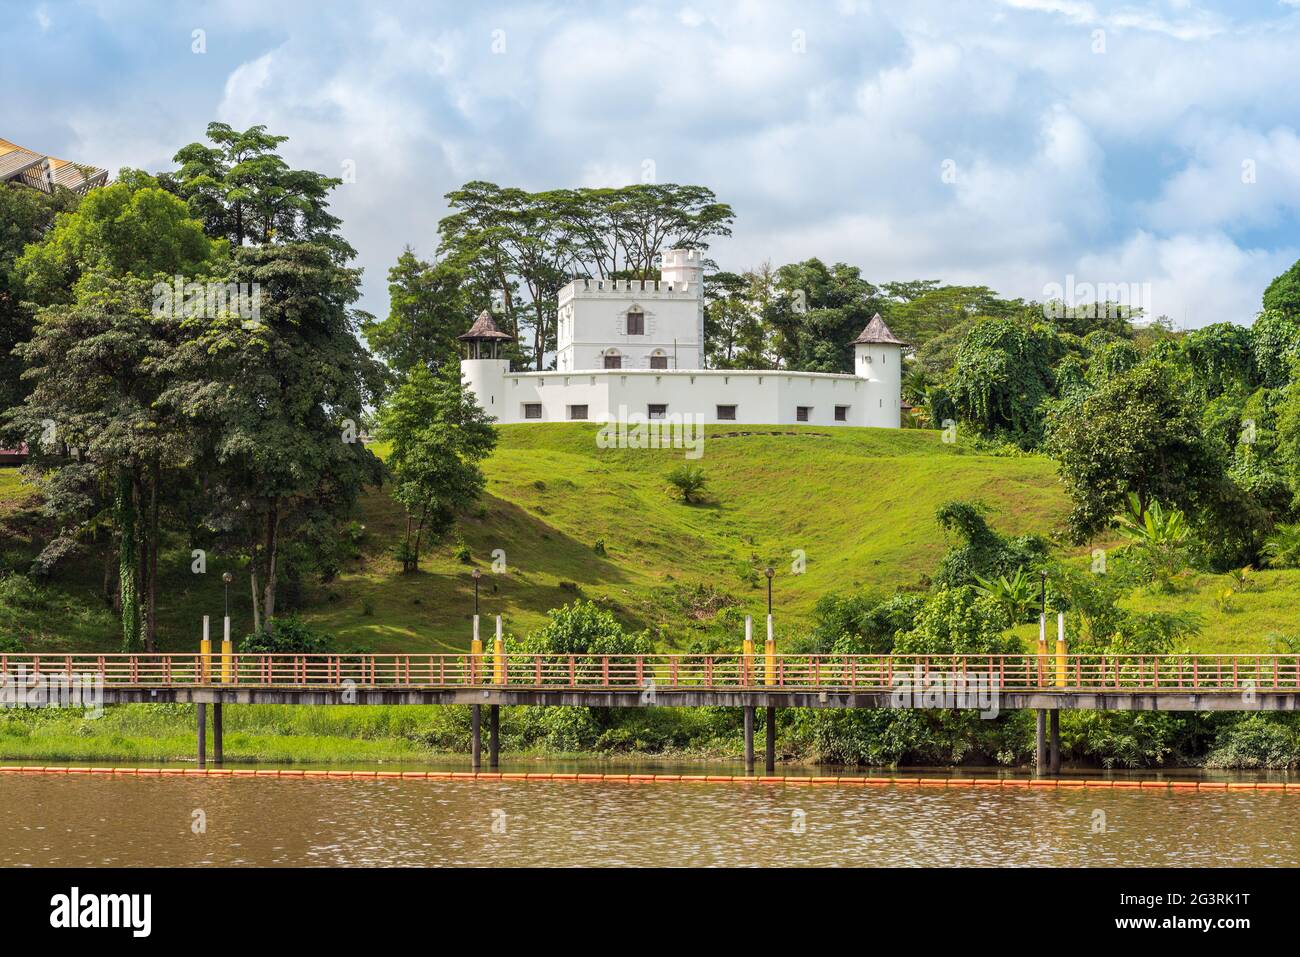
[796,406,811,422]
[834,405,849,422]
[648,404,667,419]
[716,405,737,421]
[523,403,542,420]
[649,355,668,369]
[604,355,622,369]
[626,312,645,335]
[568,405,588,420]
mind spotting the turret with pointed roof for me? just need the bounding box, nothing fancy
[458,310,514,359]
[850,313,907,347]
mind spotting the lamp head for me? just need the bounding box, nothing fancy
[765,566,774,579]
[472,568,482,581]
[222,572,233,585]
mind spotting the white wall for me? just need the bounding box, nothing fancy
[556,277,703,372]
[475,368,901,428]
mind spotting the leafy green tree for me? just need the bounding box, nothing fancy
[0,182,78,412]
[1046,360,1227,541]
[182,243,385,630]
[947,318,1062,448]
[763,259,886,372]
[1263,258,1300,317]
[1182,322,1255,400]
[362,248,470,378]
[378,363,497,572]
[16,170,219,305]
[1251,309,1300,388]
[8,175,226,651]
[892,587,1017,656]
[163,123,351,259]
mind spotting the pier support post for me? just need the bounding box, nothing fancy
[196,703,207,769]
[489,704,500,769]
[1049,708,1061,775]
[471,704,482,771]
[743,706,755,774]
[213,703,223,767]
[765,706,776,773]
[1035,709,1047,774]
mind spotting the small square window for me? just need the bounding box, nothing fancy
[650,355,668,369]
[834,405,849,422]
[568,405,588,421]
[648,404,667,419]
[523,403,542,420]
[716,404,737,421]
[604,355,622,369]
[796,406,811,422]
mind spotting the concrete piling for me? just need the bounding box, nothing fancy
[765,706,776,773]
[471,704,482,770]
[196,702,207,769]
[489,705,500,769]
[744,706,755,774]
[1049,708,1061,775]
[213,703,223,766]
[1035,709,1047,774]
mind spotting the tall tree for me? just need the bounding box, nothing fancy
[180,243,385,630]
[9,173,226,649]
[1045,360,1227,541]
[0,182,78,413]
[362,247,471,378]
[164,122,353,261]
[378,363,496,572]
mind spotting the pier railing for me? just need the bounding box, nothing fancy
[1,653,1298,692]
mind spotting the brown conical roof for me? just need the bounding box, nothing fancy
[851,313,907,346]
[457,310,514,340]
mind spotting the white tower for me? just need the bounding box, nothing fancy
[659,248,705,363]
[458,310,513,418]
[852,313,907,427]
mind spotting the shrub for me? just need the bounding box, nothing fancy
[666,464,707,504]
[238,615,331,654]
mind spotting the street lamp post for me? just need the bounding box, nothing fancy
[763,566,776,773]
[470,567,483,770]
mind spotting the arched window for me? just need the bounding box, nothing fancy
[604,349,622,370]
[649,349,668,370]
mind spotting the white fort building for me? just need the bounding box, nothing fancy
[459,248,905,428]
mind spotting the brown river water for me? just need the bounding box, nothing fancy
[2,765,1298,866]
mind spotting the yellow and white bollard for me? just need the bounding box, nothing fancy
[493,615,506,685]
[471,614,482,683]
[1055,611,1067,688]
[221,614,233,684]
[743,615,755,685]
[1037,613,1048,685]
[200,615,212,684]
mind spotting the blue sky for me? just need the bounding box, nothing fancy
[5,0,1300,327]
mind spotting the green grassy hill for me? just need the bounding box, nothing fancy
[2,423,1293,655]
[0,425,1064,653]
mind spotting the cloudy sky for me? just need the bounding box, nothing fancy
[6,0,1300,327]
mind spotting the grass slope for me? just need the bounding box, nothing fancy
[1,424,1068,653]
